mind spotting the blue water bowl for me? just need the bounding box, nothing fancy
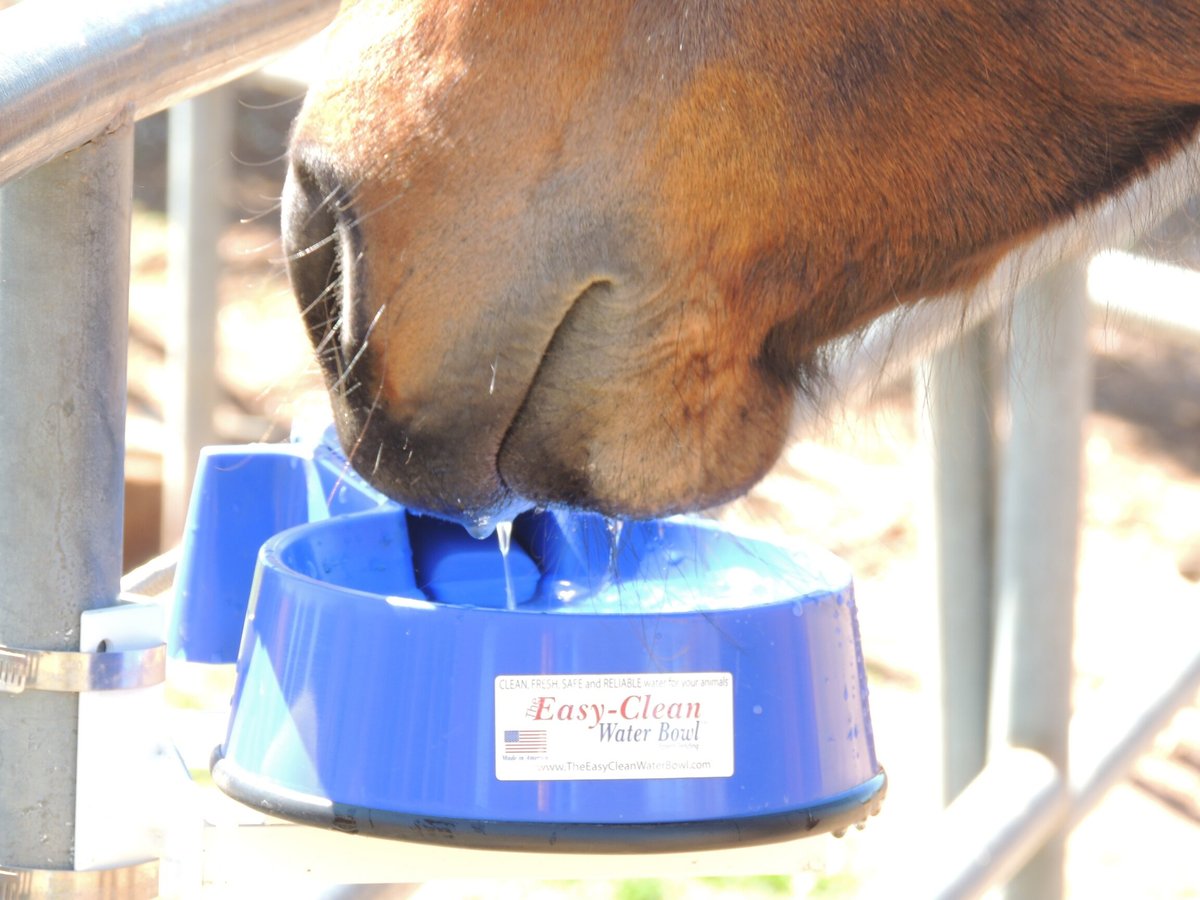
[176,428,885,851]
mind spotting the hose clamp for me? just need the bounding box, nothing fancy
[0,642,165,694]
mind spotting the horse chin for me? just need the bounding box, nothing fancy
[343,423,788,524]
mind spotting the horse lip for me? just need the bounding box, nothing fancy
[500,279,614,421]
[494,278,617,507]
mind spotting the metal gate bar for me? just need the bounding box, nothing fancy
[161,86,232,546]
[916,323,996,807]
[0,0,337,883]
[0,122,135,872]
[989,259,1093,898]
[906,205,1200,896]
[0,0,335,185]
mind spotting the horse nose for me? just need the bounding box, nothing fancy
[281,154,361,356]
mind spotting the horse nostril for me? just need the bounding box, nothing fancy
[281,154,361,364]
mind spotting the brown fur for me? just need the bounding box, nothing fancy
[284,0,1200,522]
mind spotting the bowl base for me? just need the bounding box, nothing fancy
[211,749,886,853]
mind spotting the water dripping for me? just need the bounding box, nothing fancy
[606,517,624,545]
[606,516,625,584]
[496,520,516,610]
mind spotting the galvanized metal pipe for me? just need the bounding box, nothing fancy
[863,746,1068,900]
[1128,191,1200,271]
[161,86,232,546]
[865,640,1200,898]
[0,0,336,877]
[0,124,135,869]
[989,260,1092,899]
[1069,643,1200,829]
[0,0,338,185]
[916,323,997,806]
[1088,250,1200,348]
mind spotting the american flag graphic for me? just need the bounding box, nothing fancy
[503,730,548,754]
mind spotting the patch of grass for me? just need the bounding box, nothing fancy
[615,880,663,900]
[611,876,792,900]
[809,872,858,897]
[698,875,791,894]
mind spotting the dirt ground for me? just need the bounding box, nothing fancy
[127,76,1200,898]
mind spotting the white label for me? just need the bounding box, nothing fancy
[494,672,734,781]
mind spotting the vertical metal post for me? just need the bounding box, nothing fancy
[161,86,231,548]
[916,322,997,806]
[990,260,1091,899]
[0,124,134,868]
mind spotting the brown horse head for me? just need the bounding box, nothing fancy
[284,0,1200,524]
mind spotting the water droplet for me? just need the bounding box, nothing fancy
[792,603,804,617]
[465,520,495,540]
[832,828,847,839]
[752,704,763,715]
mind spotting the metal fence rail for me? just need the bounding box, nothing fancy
[899,133,1200,897]
[0,1,336,893]
[2,1,1199,896]
[0,0,333,185]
